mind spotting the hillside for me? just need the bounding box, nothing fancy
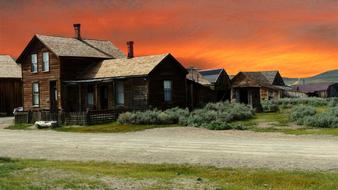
[284,70,338,85]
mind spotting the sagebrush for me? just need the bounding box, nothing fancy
[117,102,255,130]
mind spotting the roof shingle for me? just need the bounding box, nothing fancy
[36,34,126,59]
[0,55,21,78]
[79,53,170,79]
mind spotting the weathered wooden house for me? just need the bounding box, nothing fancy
[199,68,231,101]
[292,82,338,98]
[16,24,189,124]
[231,71,286,110]
[0,55,22,116]
[63,53,188,112]
[186,68,216,108]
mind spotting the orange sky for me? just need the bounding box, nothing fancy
[0,0,337,77]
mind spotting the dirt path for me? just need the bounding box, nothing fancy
[1,127,338,171]
[0,117,13,129]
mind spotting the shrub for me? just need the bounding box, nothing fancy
[261,101,279,112]
[289,105,316,125]
[290,106,338,128]
[308,107,338,128]
[117,107,189,125]
[201,120,232,130]
[328,98,338,107]
[117,102,254,130]
[185,102,255,129]
[275,97,329,108]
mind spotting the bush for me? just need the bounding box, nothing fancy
[117,102,255,130]
[290,105,338,128]
[328,98,338,107]
[201,120,232,130]
[307,107,338,128]
[275,97,330,108]
[117,107,189,125]
[261,101,279,112]
[289,105,316,125]
[185,102,255,129]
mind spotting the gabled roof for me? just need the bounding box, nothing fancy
[199,68,224,83]
[78,53,179,79]
[17,34,125,62]
[186,68,211,85]
[292,82,335,93]
[232,71,284,88]
[260,71,279,84]
[0,55,21,78]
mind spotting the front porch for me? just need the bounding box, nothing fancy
[61,77,148,112]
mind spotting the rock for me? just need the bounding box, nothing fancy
[35,121,58,129]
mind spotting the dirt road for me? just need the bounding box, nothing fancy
[0,127,338,171]
[0,117,13,129]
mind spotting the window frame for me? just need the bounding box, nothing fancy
[42,52,50,72]
[163,80,173,103]
[32,82,40,107]
[31,53,38,73]
[115,81,125,106]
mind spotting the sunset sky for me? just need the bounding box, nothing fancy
[0,0,337,77]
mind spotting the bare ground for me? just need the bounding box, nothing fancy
[1,126,338,171]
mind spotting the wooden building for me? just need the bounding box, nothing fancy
[199,68,231,101]
[16,24,190,123]
[186,68,216,109]
[63,53,188,112]
[231,71,286,110]
[0,55,22,115]
[292,82,338,98]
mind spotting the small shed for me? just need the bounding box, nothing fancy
[199,68,231,101]
[0,55,22,115]
[186,68,216,109]
[231,71,286,110]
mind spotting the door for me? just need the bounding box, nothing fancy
[50,81,57,113]
[100,85,108,110]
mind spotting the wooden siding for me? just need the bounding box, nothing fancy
[148,57,187,109]
[187,80,216,109]
[21,40,61,111]
[0,78,22,115]
[214,71,231,101]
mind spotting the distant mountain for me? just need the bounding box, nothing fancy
[284,70,338,86]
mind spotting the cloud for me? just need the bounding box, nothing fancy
[0,0,337,77]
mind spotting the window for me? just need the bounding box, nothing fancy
[163,80,172,102]
[31,54,37,73]
[116,81,124,105]
[32,82,40,106]
[42,52,49,72]
[87,86,94,108]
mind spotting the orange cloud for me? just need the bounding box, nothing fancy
[0,0,337,77]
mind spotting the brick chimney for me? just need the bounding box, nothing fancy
[127,41,134,58]
[73,23,81,39]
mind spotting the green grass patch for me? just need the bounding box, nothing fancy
[231,109,290,128]
[0,158,337,190]
[5,123,32,130]
[54,122,178,133]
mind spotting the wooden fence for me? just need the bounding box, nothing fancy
[15,110,119,125]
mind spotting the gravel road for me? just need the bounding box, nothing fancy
[0,127,338,171]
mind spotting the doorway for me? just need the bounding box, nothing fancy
[50,81,57,113]
[239,88,248,104]
[100,85,108,110]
